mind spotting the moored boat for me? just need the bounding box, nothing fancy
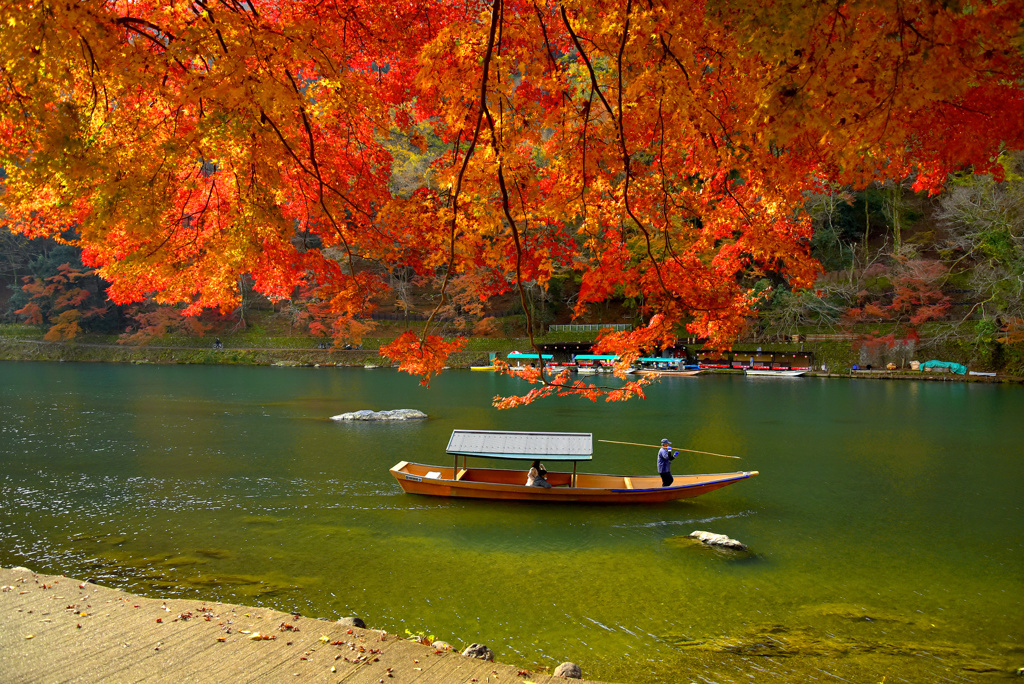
[633,357,702,376]
[744,369,807,377]
[390,430,758,503]
[544,360,578,373]
[573,354,619,373]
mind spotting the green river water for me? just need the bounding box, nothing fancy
[1,362,1021,683]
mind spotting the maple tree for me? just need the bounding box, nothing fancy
[2,0,1023,402]
[15,262,110,341]
[118,302,210,344]
[844,259,952,326]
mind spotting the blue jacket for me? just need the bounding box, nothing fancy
[657,447,677,473]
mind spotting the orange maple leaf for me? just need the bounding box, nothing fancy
[379,331,466,387]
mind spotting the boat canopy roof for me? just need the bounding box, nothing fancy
[573,354,618,360]
[638,357,684,363]
[507,352,553,360]
[446,430,593,462]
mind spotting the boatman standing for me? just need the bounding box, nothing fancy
[658,438,679,487]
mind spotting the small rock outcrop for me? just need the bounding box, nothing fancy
[330,409,427,421]
[688,530,747,550]
[462,643,494,661]
[553,662,583,678]
[431,640,454,652]
[335,616,366,628]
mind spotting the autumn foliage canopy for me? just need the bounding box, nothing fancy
[2,0,1023,398]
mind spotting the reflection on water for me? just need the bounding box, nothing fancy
[1,362,1022,682]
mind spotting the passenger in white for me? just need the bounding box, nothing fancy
[527,460,552,488]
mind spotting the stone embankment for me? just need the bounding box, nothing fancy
[1,567,603,683]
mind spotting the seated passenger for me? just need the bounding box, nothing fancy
[526,460,552,488]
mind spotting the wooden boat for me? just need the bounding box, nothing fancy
[633,357,702,376]
[469,365,496,371]
[573,354,618,374]
[745,369,807,377]
[390,430,758,503]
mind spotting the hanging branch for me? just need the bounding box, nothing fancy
[561,2,672,301]
[420,0,503,339]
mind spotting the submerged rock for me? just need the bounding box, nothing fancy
[688,530,747,550]
[553,662,583,678]
[800,602,933,627]
[330,409,427,421]
[462,643,494,661]
[336,616,366,628]
[667,620,1014,674]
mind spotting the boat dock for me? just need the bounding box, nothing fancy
[1,566,609,683]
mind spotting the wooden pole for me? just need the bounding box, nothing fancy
[597,439,742,460]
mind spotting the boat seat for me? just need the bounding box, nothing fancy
[456,469,467,481]
[426,471,442,479]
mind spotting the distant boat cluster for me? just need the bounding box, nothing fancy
[482,351,812,377]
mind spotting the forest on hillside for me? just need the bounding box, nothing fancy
[4,149,1023,372]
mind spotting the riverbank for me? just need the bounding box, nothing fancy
[0,337,491,368]
[1,566,606,683]
[2,336,1021,384]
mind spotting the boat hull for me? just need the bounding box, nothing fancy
[390,462,758,503]
[633,369,702,376]
[745,369,807,377]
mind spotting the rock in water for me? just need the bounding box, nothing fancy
[335,616,366,628]
[688,530,747,550]
[462,643,494,661]
[553,662,583,678]
[330,409,427,421]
